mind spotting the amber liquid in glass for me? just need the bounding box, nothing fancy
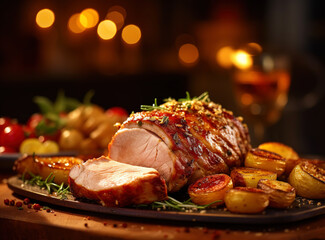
[234,70,290,127]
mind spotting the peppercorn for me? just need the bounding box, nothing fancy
[16,201,23,207]
[9,200,15,206]
[27,204,32,209]
[33,204,41,210]
[23,198,30,205]
[4,199,9,205]
[46,208,51,213]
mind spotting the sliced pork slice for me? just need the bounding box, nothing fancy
[109,97,251,192]
[108,127,191,192]
[69,156,167,207]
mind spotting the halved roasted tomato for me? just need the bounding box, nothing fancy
[188,174,233,207]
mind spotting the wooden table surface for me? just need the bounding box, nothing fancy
[1,170,325,240]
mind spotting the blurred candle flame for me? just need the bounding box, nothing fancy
[178,43,199,66]
[121,24,141,44]
[36,9,55,28]
[106,11,125,31]
[232,50,253,69]
[79,8,99,29]
[68,13,86,33]
[216,46,234,69]
[97,20,117,40]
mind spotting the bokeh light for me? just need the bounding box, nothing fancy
[108,6,127,19]
[178,43,199,65]
[121,24,141,44]
[244,42,263,55]
[106,11,125,30]
[36,9,55,28]
[216,46,234,68]
[232,50,253,69]
[241,93,253,106]
[97,20,117,40]
[68,13,86,33]
[79,8,99,28]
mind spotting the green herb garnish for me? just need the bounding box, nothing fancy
[23,172,70,200]
[139,196,220,211]
[177,91,192,102]
[178,91,210,103]
[141,98,167,111]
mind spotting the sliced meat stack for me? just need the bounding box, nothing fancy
[108,95,251,192]
[69,156,168,207]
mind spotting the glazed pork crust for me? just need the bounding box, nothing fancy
[109,98,251,192]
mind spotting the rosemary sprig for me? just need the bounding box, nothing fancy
[178,91,210,103]
[139,196,221,211]
[141,98,167,111]
[177,91,192,102]
[195,92,210,102]
[23,172,71,200]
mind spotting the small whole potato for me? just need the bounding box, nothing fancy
[225,187,269,214]
[59,129,84,151]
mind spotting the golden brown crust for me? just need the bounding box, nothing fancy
[13,155,84,185]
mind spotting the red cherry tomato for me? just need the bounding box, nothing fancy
[0,124,26,150]
[23,125,37,138]
[38,130,61,143]
[105,107,128,118]
[0,146,16,154]
[59,112,67,118]
[0,117,13,132]
[27,113,43,130]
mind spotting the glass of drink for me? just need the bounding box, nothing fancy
[233,53,291,143]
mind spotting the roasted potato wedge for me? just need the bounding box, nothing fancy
[230,167,277,188]
[258,142,299,176]
[13,155,84,185]
[257,179,295,208]
[188,174,233,207]
[224,187,269,214]
[245,148,286,176]
[288,161,325,199]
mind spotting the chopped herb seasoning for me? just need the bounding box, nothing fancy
[137,120,143,127]
[227,150,232,156]
[160,116,169,126]
[173,133,180,144]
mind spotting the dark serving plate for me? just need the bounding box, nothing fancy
[7,176,325,224]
